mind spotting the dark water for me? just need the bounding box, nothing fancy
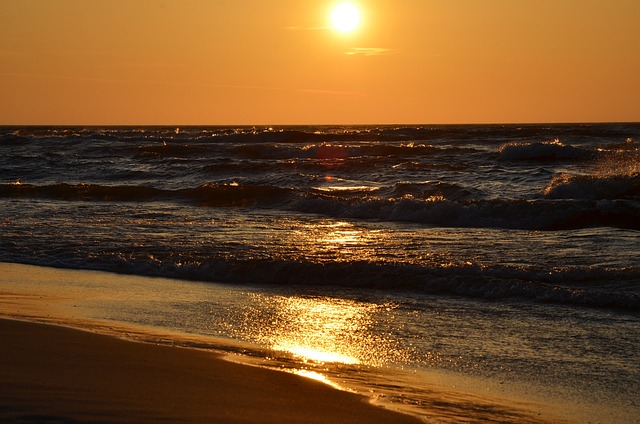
[1,124,639,421]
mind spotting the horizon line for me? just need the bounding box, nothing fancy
[2,121,639,127]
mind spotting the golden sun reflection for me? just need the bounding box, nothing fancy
[289,369,345,390]
[274,343,359,365]
[281,220,390,265]
[241,294,405,366]
[322,222,360,247]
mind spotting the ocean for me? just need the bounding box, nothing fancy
[1,124,639,422]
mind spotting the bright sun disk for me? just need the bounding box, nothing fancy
[331,2,361,33]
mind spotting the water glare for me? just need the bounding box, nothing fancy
[239,294,407,366]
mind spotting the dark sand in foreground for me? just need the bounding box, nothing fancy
[0,318,420,423]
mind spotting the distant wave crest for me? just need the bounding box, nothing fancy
[499,140,594,161]
[0,182,292,207]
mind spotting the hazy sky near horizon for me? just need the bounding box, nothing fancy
[1,0,639,125]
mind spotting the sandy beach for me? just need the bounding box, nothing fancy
[0,318,421,423]
[0,264,425,423]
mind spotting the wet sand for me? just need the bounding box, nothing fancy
[0,318,421,423]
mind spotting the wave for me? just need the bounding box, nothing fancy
[0,126,418,146]
[231,142,458,161]
[0,182,164,202]
[374,181,482,201]
[0,182,293,207]
[295,195,640,231]
[4,123,639,147]
[543,173,640,200]
[499,140,594,161]
[4,255,638,312]
[126,138,594,164]
[182,183,292,207]
[3,181,639,230]
[134,143,214,158]
[118,140,473,164]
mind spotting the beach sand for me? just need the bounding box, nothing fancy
[0,318,421,423]
[0,262,424,423]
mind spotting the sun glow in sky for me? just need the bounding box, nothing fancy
[1,0,639,125]
[330,2,361,33]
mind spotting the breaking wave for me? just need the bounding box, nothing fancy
[4,253,638,312]
[543,173,640,200]
[499,139,594,161]
[295,196,640,231]
[4,181,637,230]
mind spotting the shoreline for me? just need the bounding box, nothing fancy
[0,262,574,423]
[0,317,421,424]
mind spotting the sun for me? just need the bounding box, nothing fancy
[330,2,361,33]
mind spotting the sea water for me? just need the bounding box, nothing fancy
[1,124,639,422]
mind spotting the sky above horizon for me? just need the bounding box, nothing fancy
[1,0,639,125]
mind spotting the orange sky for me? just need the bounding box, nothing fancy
[1,0,639,125]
